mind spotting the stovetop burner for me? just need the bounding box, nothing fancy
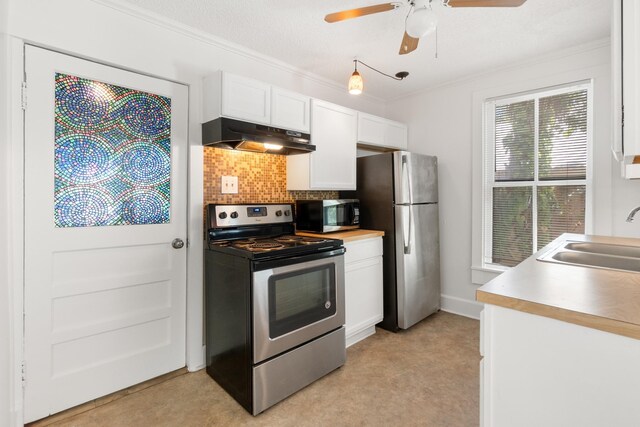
[274,235,305,243]
[274,235,332,244]
[299,237,332,244]
[245,241,285,251]
[206,204,343,260]
[233,239,257,247]
[207,233,343,260]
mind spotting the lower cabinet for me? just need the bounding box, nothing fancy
[481,304,640,427]
[344,237,383,347]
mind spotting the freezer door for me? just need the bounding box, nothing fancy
[394,203,440,329]
[393,152,438,204]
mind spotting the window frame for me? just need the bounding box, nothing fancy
[481,81,594,270]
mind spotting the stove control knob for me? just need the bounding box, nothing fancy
[218,212,227,220]
[284,210,291,216]
[275,210,282,217]
[230,211,239,219]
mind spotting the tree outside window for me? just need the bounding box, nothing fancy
[484,84,590,268]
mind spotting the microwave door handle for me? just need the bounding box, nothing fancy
[348,204,355,224]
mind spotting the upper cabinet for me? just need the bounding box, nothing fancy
[271,87,311,133]
[287,99,357,190]
[202,71,310,133]
[357,112,408,150]
[612,0,640,179]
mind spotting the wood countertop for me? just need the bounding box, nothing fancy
[477,233,640,340]
[296,229,384,243]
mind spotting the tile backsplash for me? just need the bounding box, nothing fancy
[203,147,338,206]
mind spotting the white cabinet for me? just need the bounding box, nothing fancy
[481,304,640,427]
[271,87,310,133]
[344,237,383,347]
[357,113,387,146]
[385,120,408,150]
[202,71,310,132]
[357,112,408,150]
[612,0,640,179]
[287,99,357,190]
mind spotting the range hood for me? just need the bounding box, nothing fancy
[202,117,314,155]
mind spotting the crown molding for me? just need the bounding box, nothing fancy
[387,37,612,103]
[90,0,385,104]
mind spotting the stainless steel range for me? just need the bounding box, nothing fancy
[204,203,346,415]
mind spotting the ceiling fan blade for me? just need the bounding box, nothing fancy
[445,0,526,6]
[399,31,419,55]
[325,3,398,23]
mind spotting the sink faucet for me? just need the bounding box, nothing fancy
[627,206,640,223]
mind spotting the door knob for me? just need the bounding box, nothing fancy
[172,238,185,249]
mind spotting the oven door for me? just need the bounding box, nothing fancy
[252,250,345,363]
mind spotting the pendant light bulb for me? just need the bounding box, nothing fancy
[348,61,363,95]
[406,6,438,39]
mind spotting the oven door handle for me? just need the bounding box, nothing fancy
[253,247,346,271]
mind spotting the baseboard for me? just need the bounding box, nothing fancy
[440,294,484,320]
[346,325,377,348]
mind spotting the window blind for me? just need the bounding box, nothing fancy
[486,85,589,268]
[495,100,534,182]
[538,90,588,180]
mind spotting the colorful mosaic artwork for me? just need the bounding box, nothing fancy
[54,73,171,227]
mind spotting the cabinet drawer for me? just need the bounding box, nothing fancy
[344,237,383,265]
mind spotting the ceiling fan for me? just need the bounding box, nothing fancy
[325,0,527,55]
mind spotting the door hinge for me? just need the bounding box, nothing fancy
[21,81,27,110]
[621,105,625,127]
[21,361,26,387]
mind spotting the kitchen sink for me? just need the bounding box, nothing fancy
[563,242,640,259]
[538,240,640,273]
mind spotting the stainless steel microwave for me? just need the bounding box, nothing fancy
[295,199,360,233]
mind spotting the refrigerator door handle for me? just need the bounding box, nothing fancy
[402,206,412,254]
[401,155,413,205]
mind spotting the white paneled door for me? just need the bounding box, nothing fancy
[23,46,188,423]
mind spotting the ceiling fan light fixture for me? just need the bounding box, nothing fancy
[406,6,438,39]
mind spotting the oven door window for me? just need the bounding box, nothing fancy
[268,264,336,339]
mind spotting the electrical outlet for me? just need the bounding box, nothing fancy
[221,176,238,194]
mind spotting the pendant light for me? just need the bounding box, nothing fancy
[348,61,364,95]
[347,59,409,96]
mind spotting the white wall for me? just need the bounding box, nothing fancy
[1,0,387,424]
[386,40,640,319]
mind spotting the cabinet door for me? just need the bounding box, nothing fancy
[385,120,408,150]
[613,0,640,178]
[271,87,310,133]
[310,99,357,190]
[623,0,640,161]
[357,112,386,146]
[344,238,384,345]
[221,72,271,124]
[345,258,383,337]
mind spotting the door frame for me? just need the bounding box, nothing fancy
[6,39,205,426]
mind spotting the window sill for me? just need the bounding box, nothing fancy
[471,265,508,286]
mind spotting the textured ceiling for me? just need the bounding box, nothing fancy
[117,0,611,101]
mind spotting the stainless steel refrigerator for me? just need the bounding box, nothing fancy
[343,151,440,331]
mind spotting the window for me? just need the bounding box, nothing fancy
[483,82,591,268]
